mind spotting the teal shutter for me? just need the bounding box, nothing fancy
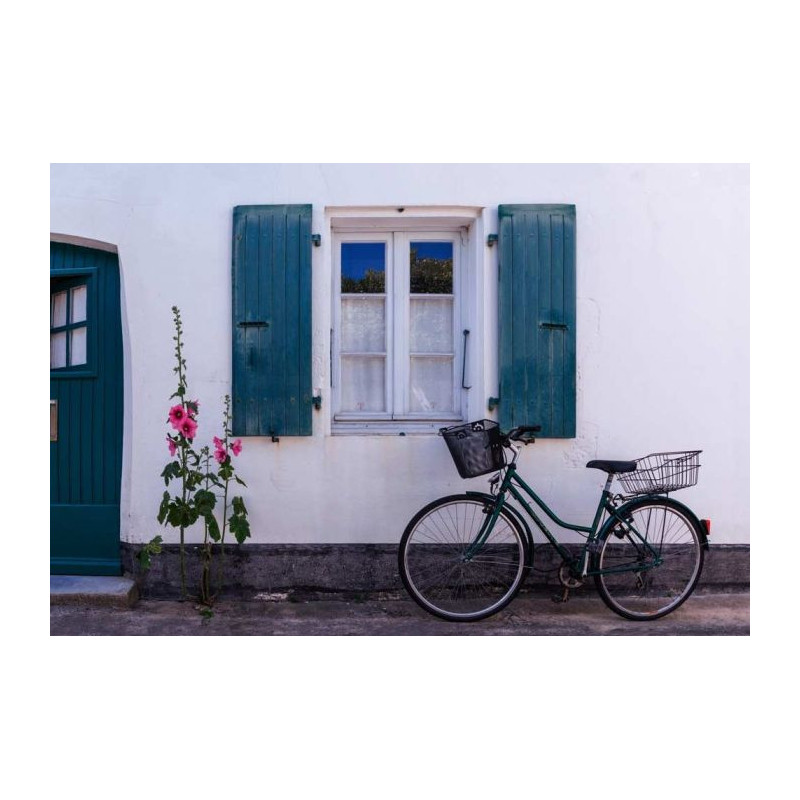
[232,205,313,437]
[498,204,576,437]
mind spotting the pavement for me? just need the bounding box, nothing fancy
[50,578,749,635]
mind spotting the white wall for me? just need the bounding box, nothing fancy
[50,163,750,544]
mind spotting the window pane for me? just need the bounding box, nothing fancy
[340,356,385,412]
[410,297,453,354]
[410,241,453,294]
[341,297,385,353]
[50,332,67,368]
[341,242,386,293]
[51,291,67,328]
[71,285,87,323]
[70,326,87,366]
[410,356,454,413]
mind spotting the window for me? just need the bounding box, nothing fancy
[51,279,89,370]
[332,229,467,432]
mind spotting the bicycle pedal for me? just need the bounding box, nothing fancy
[551,588,571,604]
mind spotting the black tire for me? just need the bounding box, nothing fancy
[399,495,530,622]
[593,496,705,621]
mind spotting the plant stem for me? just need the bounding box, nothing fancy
[179,445,187,599]
[215,396,232,596]
[201,451,212,605]
[174,307,188,600]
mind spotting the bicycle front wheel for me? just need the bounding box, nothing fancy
[593,497,705,620]
[399,495,530,622]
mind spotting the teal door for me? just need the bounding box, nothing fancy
[50,243,124,575]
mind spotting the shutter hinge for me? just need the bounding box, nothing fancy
[311,234,321,247]
[488,396,500,411]
[487,234,498,247]
[311,394,322,410]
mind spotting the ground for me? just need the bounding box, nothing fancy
[50,591,749,636]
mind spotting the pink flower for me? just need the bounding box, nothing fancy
[231,439,243,456]
[168,405,188,430]
[213,436,224,450]
[166,436,177,457]
[179,416,198,441]
[214,448,227,464]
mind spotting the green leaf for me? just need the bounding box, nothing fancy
[229,514,251,544]
[137,535,164,570]
[233,474,247,487]
[206,514,221,543]
[232,496,247,516]
[195,489,217,516]
[218,462,234,481]
[157,491,170,524]
[166,499,199,528]
[160,461,181,486]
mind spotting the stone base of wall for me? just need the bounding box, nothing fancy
[122,542,749,599]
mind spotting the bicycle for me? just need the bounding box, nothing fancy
[398,420,709,622]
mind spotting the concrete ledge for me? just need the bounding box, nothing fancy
[50,575,140,608]
[121,542,749,599]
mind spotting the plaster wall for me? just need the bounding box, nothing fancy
[50,163,750,544]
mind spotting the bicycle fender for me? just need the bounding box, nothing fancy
[601,495,710,550]
[465,490,535,557]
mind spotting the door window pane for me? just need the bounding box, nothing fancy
[410,242,453,294]
[71,285,87,323]
[50,332,67,368]
[51,291,67,328]
[341,297,386,353]
[340,356,386,412]
[342,242,386,293]
[410,357,454,413]
[410,298,453,354]
[70,326,87,366]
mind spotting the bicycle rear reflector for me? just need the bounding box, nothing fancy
[701,519,711,536]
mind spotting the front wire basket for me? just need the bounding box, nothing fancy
[616,450,702,495]
[440,420,506,479]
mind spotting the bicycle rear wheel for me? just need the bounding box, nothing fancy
[399,495,530,622]
[593,497,704,620]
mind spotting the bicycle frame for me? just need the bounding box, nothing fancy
[465,460,663,577]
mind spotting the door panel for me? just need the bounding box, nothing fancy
[50,243,123,575]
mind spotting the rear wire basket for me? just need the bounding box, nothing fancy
[616,450,702,495]
[440,420,506,479]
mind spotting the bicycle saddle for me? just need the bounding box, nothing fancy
[586,459,637,474]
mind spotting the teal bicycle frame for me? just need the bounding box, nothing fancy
[465,461,664,578]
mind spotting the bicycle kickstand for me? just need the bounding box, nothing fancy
[551,587,571,604]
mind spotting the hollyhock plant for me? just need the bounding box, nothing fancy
[142,306,251,607]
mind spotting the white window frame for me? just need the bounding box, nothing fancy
[330,209,481,435]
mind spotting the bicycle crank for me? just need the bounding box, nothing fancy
[552,563,584,604]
